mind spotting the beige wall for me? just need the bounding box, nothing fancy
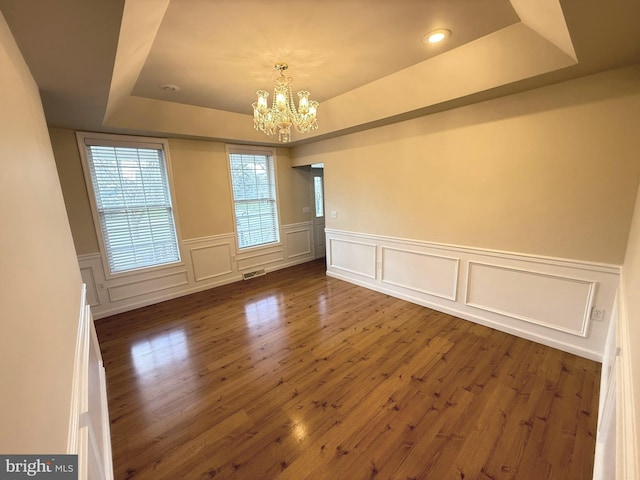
[169,138,234,239]
[293,65,640,265]
[0,13,83,452]
[51,132,313,252]
[50,127,100,254]
[275,147,314,226]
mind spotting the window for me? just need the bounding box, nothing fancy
[314,176,324,218]
[227,147,280,249]
[78,133,180,275]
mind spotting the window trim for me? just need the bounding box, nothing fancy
[225,144,282,254]
[76,131,184,280]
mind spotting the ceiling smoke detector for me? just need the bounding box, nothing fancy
[160,84,180,92]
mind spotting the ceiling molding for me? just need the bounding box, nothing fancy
[2,0,639,145]
[103,13,577,144]
[104,0,171,124]
[510,0,577,61]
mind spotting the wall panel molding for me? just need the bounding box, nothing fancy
[325,229,620,361]
[189,243,233,282]
[465,261,595,337]
[381,247,459,301]
[107,271,189,302]
[285,227,312,259]
[80,223,315,319]
[80,266,100,306]
[328,238,377,279]
[325,229,620,274]
[237,248,285,271]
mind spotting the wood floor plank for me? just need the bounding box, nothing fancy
[95,259,600,479]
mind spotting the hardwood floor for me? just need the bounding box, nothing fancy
[96,259,600,480]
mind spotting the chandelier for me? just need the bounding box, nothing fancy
[252,63,318,143]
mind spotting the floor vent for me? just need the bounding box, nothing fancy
[242,269,266,280]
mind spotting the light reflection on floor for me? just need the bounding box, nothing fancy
[131,329,190,379]
[290,418,307,443]
[244,294,282,327]
[130,329,197,416]
[316,293,327,317]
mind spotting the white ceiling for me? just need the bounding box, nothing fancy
[1,0,639,146]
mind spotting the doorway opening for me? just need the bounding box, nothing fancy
[311,163,325,259]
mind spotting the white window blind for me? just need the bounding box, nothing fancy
[228,150,280,249]
[83,141,180,274]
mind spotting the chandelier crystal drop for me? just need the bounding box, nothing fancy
[252,63,318,143]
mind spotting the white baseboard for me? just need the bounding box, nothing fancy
[80,223,316,320]
[89,272,244,320]
[327,269,601,361]
[326,229,621,361]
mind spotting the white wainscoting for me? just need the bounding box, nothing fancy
[80,222,315,319]
[69,285,113,480]
[614,282,639,479]
[107,271,190,303]
[466,262,595,337]
[593,297,619,479]
[189,242,233,282]
[284,226,313,260]
[381,247,459,301]
[326,229,620,361]
[329,238,377,278]
[78,254,105,308]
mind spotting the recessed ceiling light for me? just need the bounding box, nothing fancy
[423,29,451,44]
[160,84,180,92]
